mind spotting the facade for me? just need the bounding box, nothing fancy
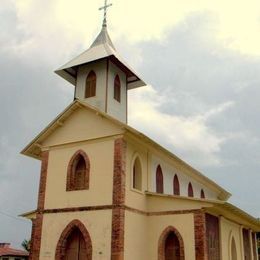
[0,243,29,260]
[21,17,260,260]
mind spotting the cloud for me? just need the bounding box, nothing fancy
[8,0,260,58]
[129,87,234,166]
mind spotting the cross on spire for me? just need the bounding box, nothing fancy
[99,0,113,28]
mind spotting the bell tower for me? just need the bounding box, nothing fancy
[55,1,146,123]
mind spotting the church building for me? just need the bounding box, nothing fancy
[21,3,260,260]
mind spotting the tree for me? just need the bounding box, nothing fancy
[21,239,31,252]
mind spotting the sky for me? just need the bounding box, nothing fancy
[0,0,260,248]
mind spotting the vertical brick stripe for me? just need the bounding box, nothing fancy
[111,138,126,260]
[37,151,49,211]
[30,151,49,260]
[29,219,36,260]
[194,212,207,260]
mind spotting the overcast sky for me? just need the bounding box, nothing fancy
[1,0,260,248]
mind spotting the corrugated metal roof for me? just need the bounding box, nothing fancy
[55,27,146,89]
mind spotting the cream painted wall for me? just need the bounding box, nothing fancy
[44,139,115,209]
[76,60,107,111]
[150,155,218,200]
[124,211,148,260]
[40,210,112,260]
[107,61,127,123]
[220,216,243,260]
[125,139,148,211]
[42,107,124,148]
[148,213,195,260]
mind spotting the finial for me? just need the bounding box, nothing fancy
[99,0,113,28]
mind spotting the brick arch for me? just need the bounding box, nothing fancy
[55,219,92,260]
[158,226,185,260]
[66,150,90,191]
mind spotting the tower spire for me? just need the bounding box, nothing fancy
[99,0,113,28]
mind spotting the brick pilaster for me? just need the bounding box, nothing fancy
[30,151,49,260]
[111,138,126,260]
[194,211,207,260]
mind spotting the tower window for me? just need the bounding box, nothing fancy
[156,165,164,194]
[114,75,121,102]
[132,156,142,191]
[85,70,96,98]
[67,150,90,191]
[173,174,180,195]
[188,182,194,197]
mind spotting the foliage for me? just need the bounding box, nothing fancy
[21,239,31,252]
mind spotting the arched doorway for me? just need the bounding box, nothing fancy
[158,226,185,260]
[55,220,92,260]
[231,237,237,260]
[165,232,181,260]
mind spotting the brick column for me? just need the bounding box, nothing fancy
[111,138,126,260]
[194,211,207,260]
[30,151,49,260]
[252,232,258,260]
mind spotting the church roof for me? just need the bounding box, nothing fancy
[55,26,146,89]
[21,100,231,201]
[0,243,29,257]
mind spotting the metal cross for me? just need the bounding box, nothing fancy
[99,0,112,27]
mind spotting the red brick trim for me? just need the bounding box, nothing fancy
[42,205,200,217]
[29,213,44,259]
[111,138,126,260]
[66,149,90,191]
[29,219,36,260]
[37,151,49,211]
[30,151,49,260]
[194,211,207,260]
[158,226,185,260]
[55,219,92,260]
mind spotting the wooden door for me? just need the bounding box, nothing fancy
[206,214,220,260]
[165,232,181,260]
[65,229,87,260]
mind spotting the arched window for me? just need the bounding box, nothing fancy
[133,156,142,191]
[85,70,96,98]
[188,182,194,197]
[114,75,121,102]
[200,189,205,199]
[67,150,90,191]
[173,174,180,196]
[156,165,164,194]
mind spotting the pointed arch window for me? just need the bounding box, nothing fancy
[114,75,121,102]
[67,150,90,191]
[200,189,205,199]
[188,182,194,197]
[173,174,180,196]
[156,165,164,194]
[85,70,96,98]
[132,156,142,191]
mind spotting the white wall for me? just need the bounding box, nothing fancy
[150,155,218,200]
